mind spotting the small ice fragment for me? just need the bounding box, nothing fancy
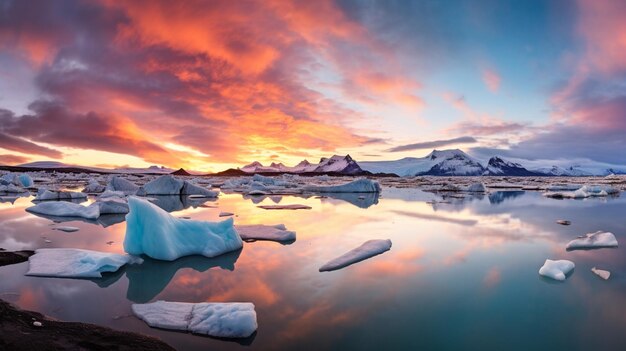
[556,220,571,225]
[219,212,234,217]
[33,321,42,327]
[538,259,575,281]
[257,204,312,210]
[236,224,296,242]
[591,267,610,280]
[319,239,392,272]
[53,226,79,233]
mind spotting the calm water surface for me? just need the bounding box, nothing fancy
[1,188,626,350]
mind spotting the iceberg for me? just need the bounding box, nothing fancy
[139,175,218,197]
[19,174,34,187]
[566,231,618,250]
[95,196,129,214]
[236,224,296,242]
[26,201,100,219]
[34,190,87,201]
[464,182,486,193]
[0,184,25,193]
[26,248,142,278]
[132,300,257,338]
[305,179,381,193]
[82,179,105,193]
[538,259,575,281]
[591,267,610,280]
[124,197,243,261]
[319,239,392,272]
[106,176,139,194]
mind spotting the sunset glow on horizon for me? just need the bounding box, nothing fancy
[1,0,626,172]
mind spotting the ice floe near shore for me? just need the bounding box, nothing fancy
[539,259,575,281]
[319,239,392,272]
[566,231,618,250]
[124,197,242,261]
[305,179,381,193]
[26,248,142,278]
[26,201,100,219]
[132,300,257,338]
[236,224,296,242]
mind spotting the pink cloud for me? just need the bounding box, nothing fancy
[482,68,501,93]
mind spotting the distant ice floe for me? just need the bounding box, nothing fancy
[305,178,381,193]
[591,267,610,280]
[53,226,79,232]
[138,175,218,197]
[124,197,242,261]
[26,201,100,219]
[132,300,257,338]
[1,173,33,187]
[566,231,618,250]
[236,224,296,242]
[106,176,140,195]
[222,174,301,195]
[26,248,142,278]
[0,183,26,193]
[539,259,575,281]
[82,179,105,193]
[319,239,392,272]
[544,184,620,199]
[34,189,87,201]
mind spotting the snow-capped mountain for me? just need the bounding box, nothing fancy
[239,155,364,174]
[360,149,484,176]
[484,156,540,176]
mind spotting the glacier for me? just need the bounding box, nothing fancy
[132,300,257,338]
[123,197,243,261]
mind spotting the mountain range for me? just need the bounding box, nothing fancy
[6,149,626,177]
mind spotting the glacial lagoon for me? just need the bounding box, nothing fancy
[1,187,626,350]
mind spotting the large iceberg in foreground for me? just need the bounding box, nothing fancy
[26,248,142,278]
[538,259,575,281]
[26,201,100,219]
[132,300,257,338]
[319,239,392,272]
[566,231,618,250]
[305,179,381,193]
[124,197,242,261]
[236,224,296,242]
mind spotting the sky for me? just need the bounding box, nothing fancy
[0,0,625,171]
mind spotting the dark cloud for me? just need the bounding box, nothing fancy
[387,136,477,152]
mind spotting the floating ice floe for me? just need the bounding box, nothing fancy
[546,184,582,192]
[319,239,392,272]
[556,220,571,225]
[591,267,610,280]
[538,259,575,281]
[236,224,296,242]
[219,212,234,217]
[53,226,79,232]
[0,184,25,193]
[305,179,381,193]
[124,197,243,261]
[257,204,312,210]
[95,196,129,214]
[26,248,142,278]
[34,189,87,201]
[566,231,618,250]
[464,182,486,193]
[0,173,31,187]
[138,175,218,197]
[106,176,140,195]
[132,300,257,338]
[544,184,620,199]
[82,179,105,193]
[26,201,100,219]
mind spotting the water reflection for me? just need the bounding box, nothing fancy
[1,187,626,350]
